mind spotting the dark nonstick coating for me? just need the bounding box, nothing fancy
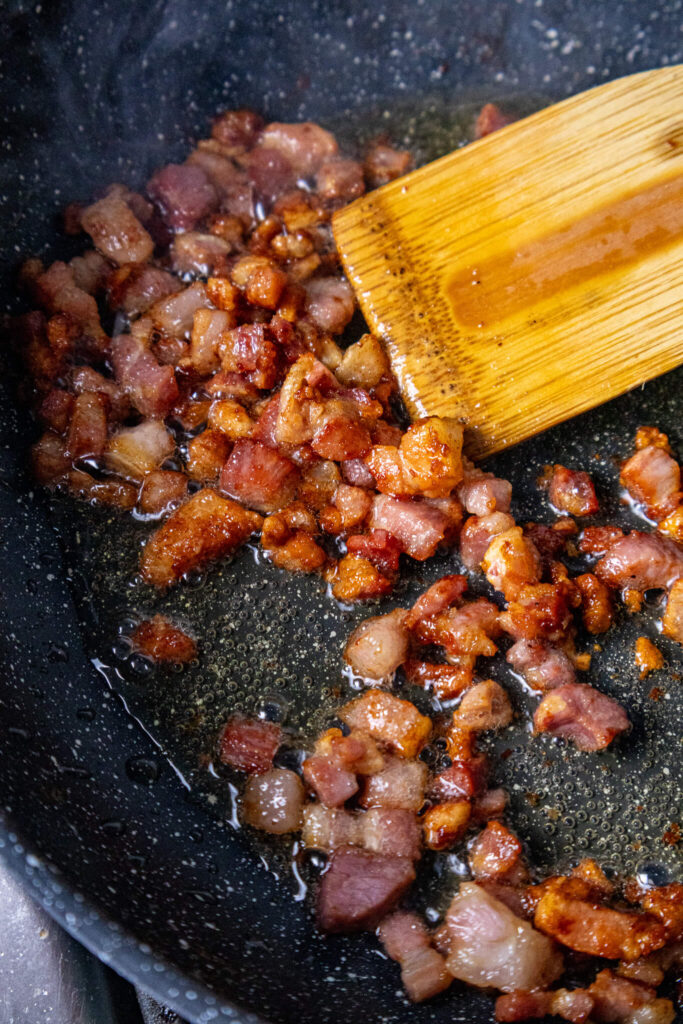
[1,3,682,1023]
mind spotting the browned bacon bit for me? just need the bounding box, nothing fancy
[574,573,614,634]
[430,756,489,802]
[507,638,576,691]
[363,138,412,188]
[634,637,665,679]
[260,513,327,573]
[220,438,300,514]
[482,526,543,601]
[658,506,683,545]
[588,969,663,1023]
[460,511,516,569]
[533,683,629,751]
[315,727,384,776]
[317,846,416,933]
[523,523,567,565]
[140,489,262,587]
[422,800,471,850]
[533,877,668,961]
[343,609,409,680]
[365,416,464,498]
[471,787,510,824]
[621,444,681,521]
[404,573,468,630]
[403,659,474,700]
[446,882,564,992]
[328,554,394,603]
[452,680,513,732]
[635,426,673,453]
[378,912,452,1002]
[596,532,683,593]
[413,598,501,659]
[340,690,431,758]
[65,391,108,461]
[579,525,625,556]
[468,821,526,882]
[105,421,175,481]
[303,804,422,860]
[110,334,179,419]
[218,715,282,775]
[302,754,358,808]
[457,462,512,516]
[137,470,188,518]
[662,579,683,644]
[475,103,516,139]
[242,768,304,834]
[369,494,450,560]
[570,859,615,898]
[640,884,683,940]
[81,194,154,266]
[547,465,600,517]
[130,614,197,663]
[345,530,403,575]
[500,582,574,643]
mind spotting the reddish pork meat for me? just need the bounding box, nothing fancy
[317,846,415,932]
[620,445,681,521]
[506,638,576,691]
[130,614,196,663]
[219,716,281,775]
[378,912,452,1002]
[533,683,629,751]
[595,532,683,592]
[242,768,304,833]
[547,465,600,517]
[343,608,409,680]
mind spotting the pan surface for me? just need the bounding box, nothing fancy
[1,2,682,1022]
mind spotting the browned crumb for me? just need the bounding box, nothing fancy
[662,822,681,846]
[623,589,644,614]
[648,687,665,702]
[634,636,664,678]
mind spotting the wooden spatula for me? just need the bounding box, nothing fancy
[332,67,683,459]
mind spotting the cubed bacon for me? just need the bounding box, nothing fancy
[218,323,282,390]
[218,715,281,774]
[469,822,524,882]
[188,148,252,221]
[171,231,231,277]
[34,262,105,345]
[304,277,355,335]
[579,525,625,555]
[574,573,614,634]
[130,614,196,663]
[369,494,449,560]
[378,912,452,1003]
[534,683,628,751]
[137,470,188,517]
[186,428,232,483]
[571,859,615,898]
[343,609,409,680]
[205,370,260,404]
[105,420,174,481]
[107,263,178,316]
[340,690,431,758]
[208,399,253,440]
[303,754,358,807]
[260,514,327,573]
[500,582,574,643]
[189,309,231,376]
[317,846,415,933]
[523,523,567,564]
[405,577,471,630]
[495,989,595,1023]
[70,250,109,294]
[358,755,427,811]
[332,483,373,531]
[452,680,513,732]
[589,969,663,1023]
[595,532,683,592]
[363,139,412,187]
[147,163,217,231]
[329,554,394,602]
[242,768,304,834]
[151,281,212,339]
[66,469,137,509]
[211,108,264,150]
[446,882,563,993]
[507,639,576,691]
[414,598,501,660]
[81,194,154,266]
[621,445,681,521]
[430,756,488,801]
[140,488,262,587]
[302,804,358,851]
[534,877,667,961]
[342,457,376,488]
[475,103,516,139]
[65,391,109,461]
[152,333,188,366]
[482,527,542,601]
[638,884,683,941]
[258,121,338,177]
[366,417,464,499]
[71,366,130,422]
[110,334,179,418]
[403,659,474,700]
[315,727,384,775]
[422,800,471,850]
[38,388,74,434]
[311,410,373,461]
[31,431,70,486]
[460,512,516,570]
[547,465,599,517]
[104,182,155,226]
[220,438,299,513]
[335,333,390,390]
[303,805,420,859]
[247,147,296,205]
[457,465,512,516]
[315,158,365,202]
[345,530,403,575]
[662,579,683,643]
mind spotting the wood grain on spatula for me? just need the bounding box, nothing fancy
[333,67,683,459]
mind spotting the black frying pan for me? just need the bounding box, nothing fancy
[1,2,682,1022]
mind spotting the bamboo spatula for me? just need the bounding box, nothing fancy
[332,67,683,459]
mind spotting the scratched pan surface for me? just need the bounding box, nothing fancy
[0,2,682,1022]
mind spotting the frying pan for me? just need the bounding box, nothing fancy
[1,2,682,1022]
